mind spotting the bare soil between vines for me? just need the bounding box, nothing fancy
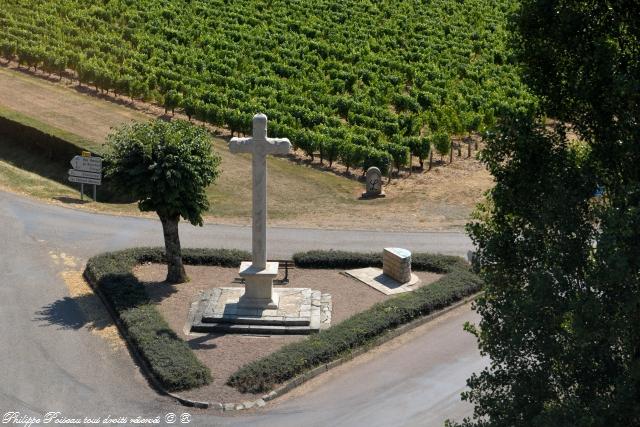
[0,63,493,231]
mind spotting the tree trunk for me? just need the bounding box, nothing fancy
[159,213,188,283]
[428,151,433,170]
[468,139,472,158]
[449,148,453,164]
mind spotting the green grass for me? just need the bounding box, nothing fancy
[0,103,360,217]
[0,149,79,200]
[0,105,98,152]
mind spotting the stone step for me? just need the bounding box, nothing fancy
[187,287,330,335]
[201,314,311,326]
[191,321,318,335]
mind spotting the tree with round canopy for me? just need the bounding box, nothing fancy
[105,119,220,283]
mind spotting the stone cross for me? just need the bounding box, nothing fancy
[229,113,291,270]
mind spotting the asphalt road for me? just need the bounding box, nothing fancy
[0,190,483,426]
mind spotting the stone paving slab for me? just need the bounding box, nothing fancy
[187,287,332,334]
[344,267,420,295]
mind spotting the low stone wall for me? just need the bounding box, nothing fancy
[383,247,411,283]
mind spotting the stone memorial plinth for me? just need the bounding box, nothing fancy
[237,261,280,309]
[383,247,412,284]
[188,287,332,335]
[345,247,419,295]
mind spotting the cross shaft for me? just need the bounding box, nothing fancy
[229,113,290,270]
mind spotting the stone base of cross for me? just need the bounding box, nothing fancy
[237,261,280,308]
[229,113,291,308]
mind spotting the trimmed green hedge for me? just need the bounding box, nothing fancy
[292,249,465,273]
[228,252,482,393]
[84,247,479,394]
[84,247,250,391]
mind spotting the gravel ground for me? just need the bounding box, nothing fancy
[134,263,441,403]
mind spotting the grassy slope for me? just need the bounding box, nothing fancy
[0,66,490,229]
[0,66,362,222]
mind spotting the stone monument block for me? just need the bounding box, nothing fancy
[383,247,412,284]
[361,166,385,198]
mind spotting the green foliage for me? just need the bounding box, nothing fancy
[0,0,531,174]
[432,132,451,157]
[163,89,183,115]
[104,119,220,225]
[455,1,640,425]
[228,255,482,393]
[406,136,431,168]
[338,142,362,173]
[359,146,392,176]
[292,249,464,274]
[386,142,410,173]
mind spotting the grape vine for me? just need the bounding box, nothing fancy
[0,0,532,175]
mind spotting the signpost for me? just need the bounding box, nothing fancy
[68,154,102,201]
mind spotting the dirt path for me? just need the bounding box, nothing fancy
[0,64,493,231]
[0,66,148,147]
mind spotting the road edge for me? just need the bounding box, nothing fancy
[85,262,479,412]
[254,292,480,410]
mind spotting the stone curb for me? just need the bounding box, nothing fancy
[86,263,479,412]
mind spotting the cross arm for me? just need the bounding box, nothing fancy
[264,137,292,155]
[229,137,255,154]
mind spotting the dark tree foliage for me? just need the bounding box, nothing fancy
[453,1,640,426]
[105,119,220,283]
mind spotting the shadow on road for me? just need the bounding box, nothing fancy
[34,293,114,331]
[53,196,90,205]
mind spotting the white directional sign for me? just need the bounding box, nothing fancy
[69,175,101,185]
[70,155,102,173]
[68,169,101,181]
[69,154,102,200]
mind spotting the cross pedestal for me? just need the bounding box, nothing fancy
[229,113,291,309]
[238,261,280,308]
